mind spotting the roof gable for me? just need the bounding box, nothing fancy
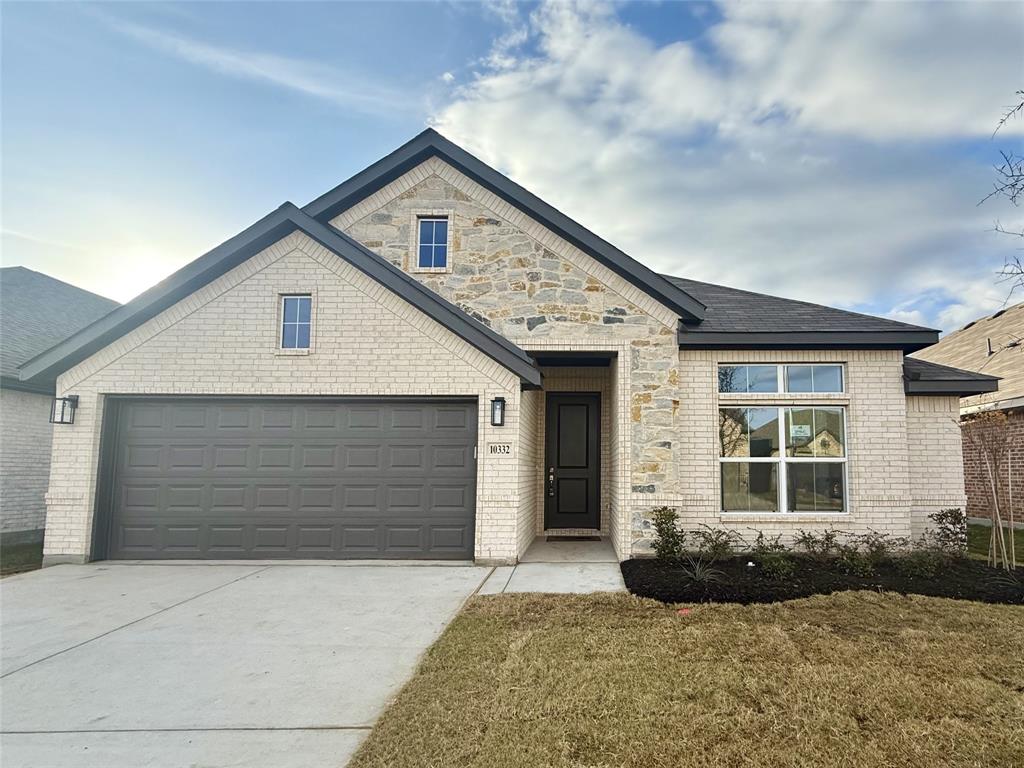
[18,205,541,389]
[0,267,119,392]
[303,128,706,323]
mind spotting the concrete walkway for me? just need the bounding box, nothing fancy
[479,538,626,594]
[0,563,487,768]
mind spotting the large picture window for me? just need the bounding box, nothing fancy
[719,406,846,513]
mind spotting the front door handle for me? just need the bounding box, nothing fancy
[547,467,555,497]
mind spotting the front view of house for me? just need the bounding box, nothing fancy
[20,130,997,566]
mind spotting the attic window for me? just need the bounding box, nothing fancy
[417,218,448,269]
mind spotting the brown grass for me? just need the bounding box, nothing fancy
[349,591,1024,768]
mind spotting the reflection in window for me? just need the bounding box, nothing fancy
[785,364,843,393]
[280,295,311,349]
[722,462,779,512]
[718,365,779,393]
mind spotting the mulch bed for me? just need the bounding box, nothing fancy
[621,555,1024,605]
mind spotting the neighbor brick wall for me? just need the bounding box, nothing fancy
[962,409,1024,524]
[906,395,966,538]
[44,232,526,564]
[0,387,53,536]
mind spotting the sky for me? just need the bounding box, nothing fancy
[2,0,1022,334]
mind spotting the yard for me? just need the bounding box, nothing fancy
[349,591,1023,768]
[968,522,1024,565]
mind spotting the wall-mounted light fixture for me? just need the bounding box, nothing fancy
[490,397,506,427]
[50,395,79,425]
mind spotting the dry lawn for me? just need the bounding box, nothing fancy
[349,591,1024,768]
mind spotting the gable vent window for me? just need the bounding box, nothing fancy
[280,295,312,349]
[417,217,448,269]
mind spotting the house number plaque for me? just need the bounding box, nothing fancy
[488,443,513,456]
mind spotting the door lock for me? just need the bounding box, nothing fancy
[547,467,555,497]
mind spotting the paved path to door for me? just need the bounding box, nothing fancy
[478,538,627,594]
[0,563,486,768]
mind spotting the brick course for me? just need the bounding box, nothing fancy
[0,387,53,536]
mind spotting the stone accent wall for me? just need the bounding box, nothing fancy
[961,409,1024,524]
[906,395,967,538]
[43,232,525,564]
[0,387,53,538]
[645,348,915,552]
[337,158,681,503]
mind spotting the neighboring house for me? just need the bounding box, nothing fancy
[0,267,118,545]
[17,129,998,566]
[913,303,1023,522]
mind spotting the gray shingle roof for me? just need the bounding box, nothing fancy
[664,275,935,334]
[0,267,118,389]
[902,356,999,396]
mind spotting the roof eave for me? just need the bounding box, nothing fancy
[904,379,1000,396]
[677,330,939,352]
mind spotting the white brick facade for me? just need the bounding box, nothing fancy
[1,387,53,538]
[40,156,970,564]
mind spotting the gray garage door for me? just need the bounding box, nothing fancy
[102,398,477,560]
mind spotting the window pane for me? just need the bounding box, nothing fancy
[282,323,298,349]
[788,462,844,512]
[722,463,779,512]
[434,219,447,244]
[813,365,843,393]
[296,323,310,349]
[786,365,814,392]
[720,407,778,457]
[297,297,311,323]
[747,365,778,392]
[419,219,434,247]
[282,297,298,323]
[418,244,433,268]
[433,244,447,268]
[787,407,844,457]
[718,365,744,393]
[786,407,815,456]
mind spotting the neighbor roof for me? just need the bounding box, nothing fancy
[303,128,707,323]
[902,357,1000,397]
[1,267,119,393]
[666,276,939,352]
[18,204,542,389]
[913,302,1023,410]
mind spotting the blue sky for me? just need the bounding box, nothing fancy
[2,1,1021,332]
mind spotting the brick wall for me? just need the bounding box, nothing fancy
[0,387,53,536]
[962,409,1024,524]
[44,232,525,564]
[906,395,966,538]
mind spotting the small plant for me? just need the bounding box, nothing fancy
[677,554,725,585]
[835,542,876,577]
[845,529,907,565]
[751,530,788,555]
[793,529,840,559]
[895,548,945,580]
[929,508,968,557]
[691,524,741,561]
[749,530,797,581]
[651,507,686,561]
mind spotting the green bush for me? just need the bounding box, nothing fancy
[836,542,877,577]
[651,507,686,561]
[691,524,741,561]
[759,552,797,581]
[894,548,945,579]
[929,508,968,557]
[793,529,840,559]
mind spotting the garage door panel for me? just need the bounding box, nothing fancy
[106,399,476,559]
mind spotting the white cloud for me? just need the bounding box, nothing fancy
[432,0,1023,331]
[109,19,415,116]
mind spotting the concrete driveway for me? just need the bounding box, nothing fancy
[0,562,487,768]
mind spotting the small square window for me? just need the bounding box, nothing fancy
[417,217,448,269]
[281,295,312,349]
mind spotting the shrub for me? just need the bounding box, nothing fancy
[750,531,788,555]
[691,524,741,561]
[759,552,797,581]
[895,548,946,580]
[793,529,840,559]
[835,542,877,577]
[845,529,907,565]
[929,508,968,557]
[651,507,686,561]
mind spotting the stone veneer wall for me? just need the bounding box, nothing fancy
[42,232,526,564]
[648,348,915,552]
[906,395,967,538]
[0,387,53,539]
[336,158,680,511]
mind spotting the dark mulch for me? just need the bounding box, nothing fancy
[621,555,1024,605]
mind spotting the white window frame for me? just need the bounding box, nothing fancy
[719,405,848,514]
[718,363,845,394]
[277,293,313,354]
[410,209,454,274]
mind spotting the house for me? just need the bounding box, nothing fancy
[913,303,1022,522]
[17,129,998,566]
[0,267,118,547]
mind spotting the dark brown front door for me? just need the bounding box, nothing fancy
[544,393,600,529]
